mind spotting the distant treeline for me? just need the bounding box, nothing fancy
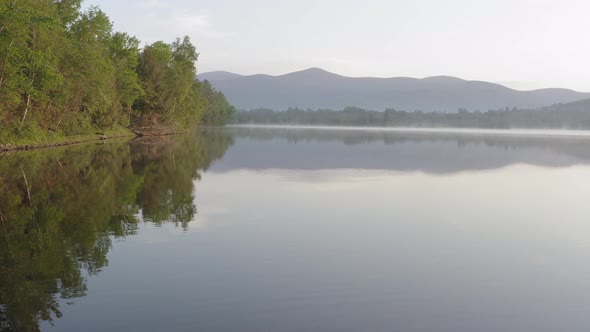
[0,1,234,142]
[233,104,590,129]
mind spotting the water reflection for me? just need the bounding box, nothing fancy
[2,126,590,331]
[213,126,590,173]
[0,130,233,332]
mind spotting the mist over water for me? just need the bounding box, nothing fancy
[230,124,590,137]
[2,127,590,331]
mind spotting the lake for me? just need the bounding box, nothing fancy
[2,126,590,331]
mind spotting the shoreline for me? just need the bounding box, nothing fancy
[0,133,137,153]
[0,129,189,153]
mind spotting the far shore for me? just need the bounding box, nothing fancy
[5,124,590,154]
[228,124,590,138]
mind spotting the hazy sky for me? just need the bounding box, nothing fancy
[86,0,590,91]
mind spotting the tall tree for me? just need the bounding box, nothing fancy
[200,79,235,125]
[0,0,66,127]
[134,36,207,128]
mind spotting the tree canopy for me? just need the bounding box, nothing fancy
[0,0,234,143]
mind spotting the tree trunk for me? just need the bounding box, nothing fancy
[21,167,32,207]
[20,93,31,126]
[20,27,37,127]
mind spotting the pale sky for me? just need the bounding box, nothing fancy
[86,0,590,91]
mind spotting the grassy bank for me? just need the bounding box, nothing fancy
[0,126,137,152]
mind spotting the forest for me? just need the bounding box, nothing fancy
[233,104,590,129]
[0,0,234,145]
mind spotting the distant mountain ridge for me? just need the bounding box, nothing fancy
[198,68,590,112]
[198,71,243,82]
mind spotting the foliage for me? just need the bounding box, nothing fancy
[0,1,233,144]
[199,80,235,125]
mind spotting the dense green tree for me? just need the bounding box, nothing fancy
[0,1,233,144]
[109,32,143,120]
[200,80,235,125]
[65,6,118,128]
[134,36,209,129]
[0,0,67,127]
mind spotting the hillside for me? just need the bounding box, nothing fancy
[198,68,590,112]
[541,98,590,112]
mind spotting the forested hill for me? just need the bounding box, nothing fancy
[0,1,235,145]
[540,98,590,112]
[199,68,589,112]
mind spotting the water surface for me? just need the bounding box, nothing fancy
[2,127,590,331]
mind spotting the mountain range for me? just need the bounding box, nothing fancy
[198,68,590,112]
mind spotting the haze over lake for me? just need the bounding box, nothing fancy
[1,127,590,331]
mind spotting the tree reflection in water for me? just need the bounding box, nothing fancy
[0,129,233,332]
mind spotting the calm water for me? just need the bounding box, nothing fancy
[3,127,590,331]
